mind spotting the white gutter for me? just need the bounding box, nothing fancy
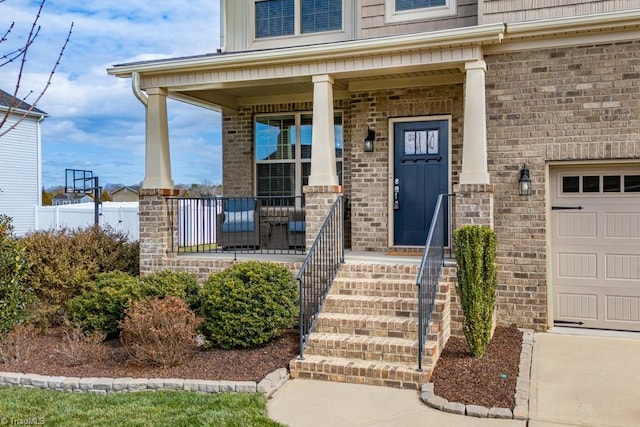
[107,23,506,77]
[131,71,148,106]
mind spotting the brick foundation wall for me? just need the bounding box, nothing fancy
[485,40,640,330]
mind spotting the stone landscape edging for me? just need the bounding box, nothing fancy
[0,367,290,398]
[420,328,534,420]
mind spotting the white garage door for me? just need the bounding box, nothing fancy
[551,165,640,331]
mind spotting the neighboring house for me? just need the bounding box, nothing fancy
[110,186,139,202]
[108,1,640,385]
[0,89,47,236]
[52,193,93,206]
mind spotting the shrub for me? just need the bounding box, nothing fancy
[140,270,200,311]
[119,296,201,367]
[68,270,200,337]
[453,225,498,358]
[67,271,144,337]
[0,323,36,364]
[21,225,139,325]
[54,322,106,367]
[0,215,32,335]
[199,261,298,349]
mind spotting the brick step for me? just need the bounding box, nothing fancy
[304,333,436,365]
[332,277,418,298]
[337,263,419,280]
[289,355,432,389]
[323,294,418,317]
[314,313,419,340]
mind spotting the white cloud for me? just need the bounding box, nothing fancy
[1,0,222,187]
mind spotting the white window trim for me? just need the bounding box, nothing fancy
[385,0,457,24]
[250,0,351,50]
[254,111,343,198]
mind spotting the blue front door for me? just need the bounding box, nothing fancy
[393,120,448,246]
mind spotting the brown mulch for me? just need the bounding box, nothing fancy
[2,328,299,383]
[3,326,524,410]
[431,326,523,409]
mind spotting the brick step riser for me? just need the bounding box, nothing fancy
[334,289,418,299]
[323,298,419,313]
[314,324,419,340]
[322,306,418,318]
[303,347,434,366]
[289,359,431,389]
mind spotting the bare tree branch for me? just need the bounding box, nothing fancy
[0,0,73,136]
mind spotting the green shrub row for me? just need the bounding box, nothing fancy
[68,261,298,349]
[0,216,32,335]
[68,271,199,337]
[21,225,139,325]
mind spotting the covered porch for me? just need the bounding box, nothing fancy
[107,25,503,274]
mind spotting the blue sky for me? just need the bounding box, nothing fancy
[0,0,222,188]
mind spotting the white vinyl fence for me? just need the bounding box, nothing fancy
[34,202,139,241]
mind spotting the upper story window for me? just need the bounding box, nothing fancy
[385,0,456,23]
[255,0,343,39]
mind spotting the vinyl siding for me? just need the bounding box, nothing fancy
[360,0,478,38]
[0,114,41,236]
[480,0,638,24]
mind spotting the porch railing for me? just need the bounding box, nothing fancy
[297,196,344,359]
[168,196,306,255]
[416,193,453,372]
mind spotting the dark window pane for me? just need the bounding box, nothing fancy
[562,176,579,193]
[583,176,599,193]
[255,116,296,161]
[301,0,341,33]
[624,175,640,193]
[603,175,621,192]
[257,163,295,197]
[396,0,446,12]
[255,0,294,38]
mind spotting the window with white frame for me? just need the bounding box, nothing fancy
[255,0,343,39]
[385,0,456,23]
[255,112,343,197]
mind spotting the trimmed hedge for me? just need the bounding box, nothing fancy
[67,270,200,337]
[21,225,139,325]
[0,215,32,335]
[453,225,498,358]
[199,261,298,349]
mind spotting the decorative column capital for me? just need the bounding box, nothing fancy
[465,60,487,72]
[312,74,334,84]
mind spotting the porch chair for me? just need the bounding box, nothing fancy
[287,209,306,249]
[216,198,260,249]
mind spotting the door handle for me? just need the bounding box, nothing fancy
[393,178,400,210]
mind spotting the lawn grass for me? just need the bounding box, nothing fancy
[178,243,218,253]
[0,387,284,427]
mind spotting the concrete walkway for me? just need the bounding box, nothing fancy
[267,379,525,427]
[529,332,640,427]
[268,331,640,426]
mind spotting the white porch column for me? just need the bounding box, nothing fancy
[460,60,490,185]
[308,74,338,186]
[142,87,174,189]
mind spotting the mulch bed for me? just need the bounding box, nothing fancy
[2,328,299,383]
[431,327,523,409]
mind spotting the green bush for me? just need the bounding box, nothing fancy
[140,270,200,311]
[68,270,200,336]
[0,215,32,335]
[199,261,298,349]
[68,271,143,337]
[453,225,498,358]
[21,225,139,325]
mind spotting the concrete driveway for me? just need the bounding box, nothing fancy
[529,332,640,427]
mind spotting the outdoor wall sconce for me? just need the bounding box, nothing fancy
[519,164,531,196]
[364,128,375,152]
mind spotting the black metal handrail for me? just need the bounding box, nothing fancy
[297,196,344,359]
[416,193,453,372]
[168,196,306,255]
